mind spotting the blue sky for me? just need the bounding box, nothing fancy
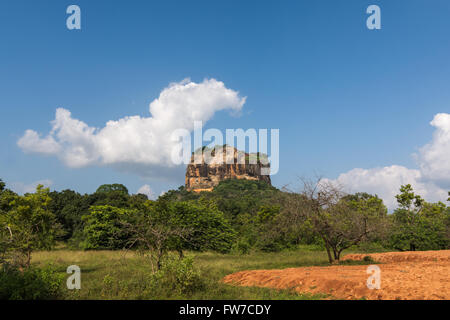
[1,0,449,209]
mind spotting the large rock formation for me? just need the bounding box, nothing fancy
[185,145,271,192]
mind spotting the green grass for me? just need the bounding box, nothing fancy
[31,246,367,300]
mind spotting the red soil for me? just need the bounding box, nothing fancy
[222,250,450,300]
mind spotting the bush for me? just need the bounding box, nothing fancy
[100,255,204,299]
[232,239,252,255]
[81,205,132,250]
[157,255,204,295]
[256,239,287,252]
[0,265,64,300]
[170,201,236,254]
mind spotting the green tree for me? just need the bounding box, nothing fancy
[121,200,189,271]
[284,180,388,263]
[81,205,132,250]
[160,179,280,251]
[48,184,150,247]
[89,186,130,209]
[1,185,60,267]
[256,205,280,224]
[253,204,302,252]
[208,180,279,248]
[0,180,16,266]
[129,193,150,210]
[170,200,235,256]
[390,184,449,251]
[0,179,16,214]
[49,190,88,240]
[95,184,129,195]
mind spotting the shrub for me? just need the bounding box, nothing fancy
[0,264,64,300]
[157,255,204,295]
[389,185,449,251]
[1,185,60,268]
[256,239,287,252]
[170,201,236,255]
[81,205,132,250]
[100,255,204,299]
[232,239,252,255]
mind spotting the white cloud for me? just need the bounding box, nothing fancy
[325,113,450,211]
[17,78,246,177]
[417,113,450,186]
[18,130,61,155]
[137,184,156,200]
[323,166,447,211]
[10,179,53,195]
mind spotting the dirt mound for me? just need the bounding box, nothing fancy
[343,250,450,264]
[222,250,450,300]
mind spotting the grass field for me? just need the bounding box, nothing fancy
[32,246,346,300]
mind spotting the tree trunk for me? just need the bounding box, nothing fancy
[337,249,343,261]
[333,248,339,261]
[323,238,333,264]
[156,248,163,270]
[26,251,31,269]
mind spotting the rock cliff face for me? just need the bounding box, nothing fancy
[185,145,271,192]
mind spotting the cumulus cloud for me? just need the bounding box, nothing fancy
[323,166,447,211]
[18,130,61,155]
[417,113,450,187]
[10,179,53,195]
[325,113,450,211]
[137,184,156,200]
[17,78,246,177]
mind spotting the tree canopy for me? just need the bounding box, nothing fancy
[95,184,129,195]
